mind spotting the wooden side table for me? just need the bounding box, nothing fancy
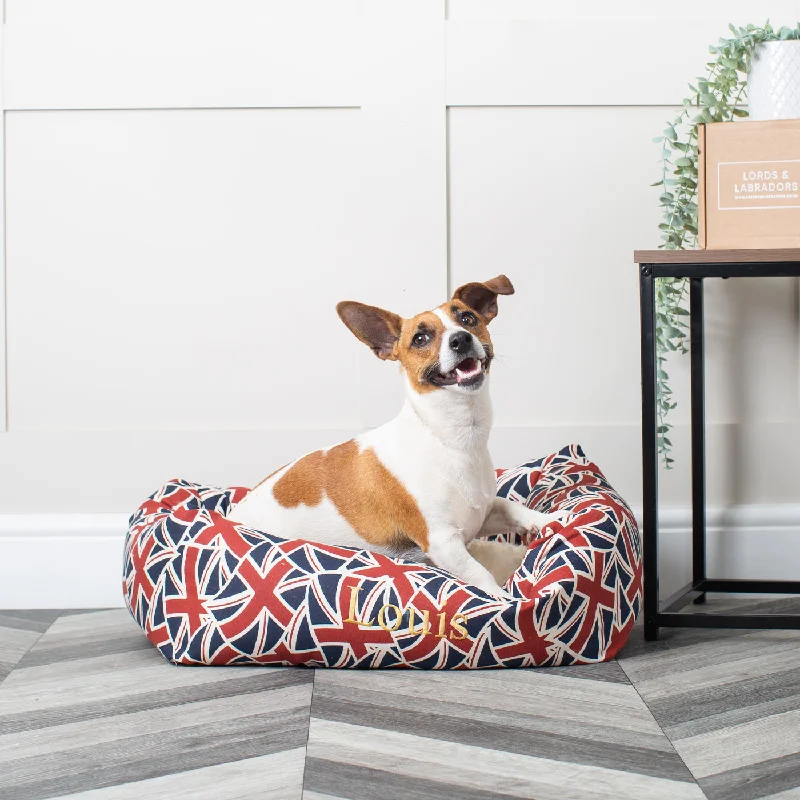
[635,248,800,641]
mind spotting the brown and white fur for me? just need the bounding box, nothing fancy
[231,275,564,599]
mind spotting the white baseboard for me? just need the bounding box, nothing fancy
[638,503,800,600]
[0,505,798,609]
[0,514,130,609]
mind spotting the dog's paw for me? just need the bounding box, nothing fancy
[518,511,570,544]
[488,587,517,602]
[518,525,538,546]
[503,521,538,546]
[473,578,516,602]
[533,510,570,530]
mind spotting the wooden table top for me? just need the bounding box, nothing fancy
[634,248,800,264]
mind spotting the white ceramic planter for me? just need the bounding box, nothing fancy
[747,40,800,120]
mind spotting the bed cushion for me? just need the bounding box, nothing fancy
[122,444,641,668]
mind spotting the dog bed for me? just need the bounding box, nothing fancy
[122,444,641,668]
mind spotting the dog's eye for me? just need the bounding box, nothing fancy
[412,332,431,347]
[460,312,478,326]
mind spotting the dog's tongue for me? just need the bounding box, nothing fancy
[455,357,481,383]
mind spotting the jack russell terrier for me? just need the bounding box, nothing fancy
[231,275,565,598]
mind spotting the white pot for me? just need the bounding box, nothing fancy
[747,40,800,120]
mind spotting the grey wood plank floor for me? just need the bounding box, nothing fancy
[0,610,60,685]
[0,610,312,800]
[0,600,797,799]
[304,666,702,800]
[617,596,800,800]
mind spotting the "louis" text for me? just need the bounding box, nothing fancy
[344,586,469,640]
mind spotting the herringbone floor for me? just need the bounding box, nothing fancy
[1,599,798,800]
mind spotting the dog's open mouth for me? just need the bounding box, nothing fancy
[430,357,487,387]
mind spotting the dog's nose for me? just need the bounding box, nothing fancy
[449,331,471,355]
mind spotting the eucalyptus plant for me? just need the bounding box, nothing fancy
[652,21,800,467]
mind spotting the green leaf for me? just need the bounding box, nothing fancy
[675,157,693,167]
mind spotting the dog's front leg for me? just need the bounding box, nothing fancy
[478,497,567,544]
[427,529,513,599]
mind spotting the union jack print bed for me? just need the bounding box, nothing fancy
[122,444,641,668]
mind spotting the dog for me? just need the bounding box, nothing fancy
[231,275,564,598]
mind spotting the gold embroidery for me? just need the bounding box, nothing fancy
[344,585,361,624]
[343,583,471,640]
[449,613,468,640]
[344,585,374,627]
[407,607,431,636]
[377,604,402,632]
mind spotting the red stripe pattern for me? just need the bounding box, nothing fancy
[122,444,641,668]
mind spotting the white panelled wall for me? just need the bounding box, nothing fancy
[0,0,798,606]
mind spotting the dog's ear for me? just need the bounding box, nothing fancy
[336,301,402,360]
[452,275,515,323]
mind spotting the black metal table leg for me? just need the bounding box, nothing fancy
[690,278,707,604]
[634,254,800,636]
[640,265,659,640]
